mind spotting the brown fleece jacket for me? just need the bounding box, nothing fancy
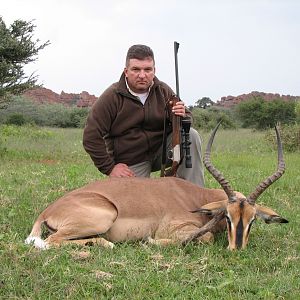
[83,73,191,175]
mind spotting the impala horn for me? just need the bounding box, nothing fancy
[204,121,236,203]
[246,126,285,205]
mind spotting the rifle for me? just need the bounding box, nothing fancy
[161,42,192,177]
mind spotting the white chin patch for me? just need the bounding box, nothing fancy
[25,236,49,250]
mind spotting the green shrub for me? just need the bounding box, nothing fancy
[5,113,28,126]
[265,124,300,152]
[192,107,237,131]
[70,107,89,128]
[0,96,89,128]
[236,98,296,129]
[295,101,300,123]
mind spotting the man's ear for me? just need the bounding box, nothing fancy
[192,200,227,216]
[255,204,289,224]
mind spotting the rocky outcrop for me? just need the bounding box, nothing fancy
[23,87,98,107]
[216,91,299,108]
[24,88,299,109]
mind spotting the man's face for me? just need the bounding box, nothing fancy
[124,57,155,93]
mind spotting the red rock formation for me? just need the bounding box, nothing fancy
[216,91,300,108]
[23,87,98,107]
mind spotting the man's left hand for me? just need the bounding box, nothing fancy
[171,100,186,117]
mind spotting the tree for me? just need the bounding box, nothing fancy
[194,97,214,109]
[235,98,296,129]
[0,17,49,104]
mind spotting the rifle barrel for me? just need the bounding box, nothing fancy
[174,41,180,98]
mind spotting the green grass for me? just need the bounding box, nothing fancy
[0,126,299,299]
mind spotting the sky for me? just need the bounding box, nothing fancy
[1,0,300,105]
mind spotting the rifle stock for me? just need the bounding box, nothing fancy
[163,96,182,177]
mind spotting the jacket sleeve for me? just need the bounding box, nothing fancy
[82,90,116,175]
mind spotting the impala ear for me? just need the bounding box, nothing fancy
[192,200,227,216]
[255,204,289,224]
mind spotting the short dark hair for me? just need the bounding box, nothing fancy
[125,44,155,66]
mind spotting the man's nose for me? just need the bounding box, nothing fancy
[138,70,146,78]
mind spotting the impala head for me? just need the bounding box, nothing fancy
[197,122,288,250]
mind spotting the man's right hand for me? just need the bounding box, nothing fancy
[109,163,135,178]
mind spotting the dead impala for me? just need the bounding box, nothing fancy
[25,123,288,250]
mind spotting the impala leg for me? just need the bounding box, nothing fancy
[173,225,215,244]
[151,222,215,246]
[147,237,175,246]
[46,234,114,249]
[44,199,117,249]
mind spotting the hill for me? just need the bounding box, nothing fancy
[216,91,299,108]
[23,88,300,109]
[23,87,98,107]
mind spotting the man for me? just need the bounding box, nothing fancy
[83,44,204,186]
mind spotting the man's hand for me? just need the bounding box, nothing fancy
[109,163,135,178]
[170,100,186,117]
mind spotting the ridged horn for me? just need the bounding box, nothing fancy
[204,121,236,202]
[247,126,285,205]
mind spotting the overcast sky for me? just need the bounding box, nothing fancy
[2,0,300,105]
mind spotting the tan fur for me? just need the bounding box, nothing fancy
[26,177,287,250]
[26,177,228,249]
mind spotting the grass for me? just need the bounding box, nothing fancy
[0,125,299,299]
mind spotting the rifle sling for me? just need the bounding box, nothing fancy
[160,104,169,176]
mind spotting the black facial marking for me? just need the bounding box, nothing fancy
[239,200,245,209]
[236,218,244,248]
[247,219,254,235]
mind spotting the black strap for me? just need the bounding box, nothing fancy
[160,104,169,176]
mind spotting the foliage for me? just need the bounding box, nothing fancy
[295,100,300,123]
[265,123,300,152]
[0,96,89,128]
[235,98,296,129]
[192,106,237,131]
[194,97,214,109]
[0,17,49,103]
[5,113,27,126]
[0,127,299,299]
[0,124,53,139]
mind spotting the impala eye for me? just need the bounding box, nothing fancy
[225,215,231,224]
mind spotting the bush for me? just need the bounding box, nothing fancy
[192,107,237,131]
[295,101,300,123]
[265,123,300,152]
[5,113,28,126]
[70,107,89,128]
[236,98,296,129]
[0,96,89,128]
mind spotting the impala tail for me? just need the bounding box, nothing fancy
[25,215,49,249]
